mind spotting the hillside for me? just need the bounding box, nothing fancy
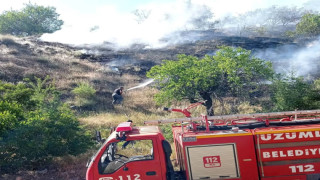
[3,31,316,112]
[0,35,146,111]
[79,34,296,67]
[0,33,297,108]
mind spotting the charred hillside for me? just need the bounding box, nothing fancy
[79,34,299,77]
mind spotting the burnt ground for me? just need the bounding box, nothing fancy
[78,35,300,77]
[0,32,305,83]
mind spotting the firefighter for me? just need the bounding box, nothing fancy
[112,86,124,105]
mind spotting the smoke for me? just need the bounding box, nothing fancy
[1,0,318,48]
[36,0,315,48]
[106,59,138,67]
[303,0,320,12]
[253,38,320,77]
[293,39,320,76]
[41,0,219,48]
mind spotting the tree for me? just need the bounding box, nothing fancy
[296,13,320,37]
[276,6,307,26]
[231,6,308,37]
[188,4,217,30]
[147,46,273,115]
[271,74,320,111]
[264,6,305,27]
[0,3,63,36]
[132,9,151,24]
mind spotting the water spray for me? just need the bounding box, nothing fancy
[125,79,154,92]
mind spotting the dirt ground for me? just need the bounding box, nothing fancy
[1,154,91,180]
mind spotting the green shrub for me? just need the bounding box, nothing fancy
[160,124,173,143]
[0,77,93,174]
[0,101,24,135]
[271,75,320,111]
[0,81,33,135]
[0,81,35,108]
[1,106,92,172]
[72,82,96,107]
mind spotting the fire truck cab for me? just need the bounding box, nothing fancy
[86,122,174,180]
[86,109,320,180]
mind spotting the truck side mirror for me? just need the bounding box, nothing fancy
[96,130,101,142]
[96,131,105,143]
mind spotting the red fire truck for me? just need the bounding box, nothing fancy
[86,104,320,180]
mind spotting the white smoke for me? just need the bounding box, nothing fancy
[37,0,314,48]
[0,0,317,48]
[253,38,320,77]
[41,0,216,48]
[293,39,320,76]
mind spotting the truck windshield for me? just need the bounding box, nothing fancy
[98,139,153,174]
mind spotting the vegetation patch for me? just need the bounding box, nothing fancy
[0,77,93,174]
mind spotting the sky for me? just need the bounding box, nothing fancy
[0,0,317,47]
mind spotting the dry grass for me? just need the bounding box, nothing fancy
[0,36,97,78]
[213,98,263,115]
[78,86,211,129]
[0,36,132,109]
[237,101,262,114]
[0,34,18,45]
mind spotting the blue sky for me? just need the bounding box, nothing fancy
[0,0,317,47]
